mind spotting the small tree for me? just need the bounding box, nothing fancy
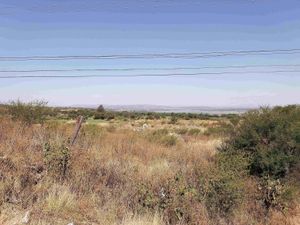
[97,105,105,112]
[8,100,48,125]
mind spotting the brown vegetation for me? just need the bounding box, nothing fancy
[0,105,299,225]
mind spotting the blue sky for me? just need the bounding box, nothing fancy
[0,0,300,107]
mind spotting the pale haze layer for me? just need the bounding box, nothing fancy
[0,0,300,107]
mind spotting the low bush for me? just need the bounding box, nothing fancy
[131,173,205,224]
[258,177,285,210]
[43,141,70,180]
[203,172,243,217]
[132,169,244,224]
[94,112,106,120]
[148,129,177,146]
[204,122,231,137]
[8,100,48,125]
[160,135,177,147]
[169,116,178,124]
[94,111,115,120]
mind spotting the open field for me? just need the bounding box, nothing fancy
[2,1,300,224]
[0,103,299,225]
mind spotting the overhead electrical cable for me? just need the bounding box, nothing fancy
[1,48,300,61]
[1,64,300,73]
[0,69,299,79]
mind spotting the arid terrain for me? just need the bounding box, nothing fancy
[0,103,299,225]
[1,1,300,224]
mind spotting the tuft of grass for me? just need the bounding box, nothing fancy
[44,184,77,214]
[187,128,202,136]
[121,213,165,225]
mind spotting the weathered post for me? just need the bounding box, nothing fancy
[70,115,83,146]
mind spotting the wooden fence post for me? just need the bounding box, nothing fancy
[70,116,83,146]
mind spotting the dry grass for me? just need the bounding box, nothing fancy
[121,213,165,225]
[44,184,77,214]
[0,117,298,225]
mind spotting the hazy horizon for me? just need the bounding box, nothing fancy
[0,98,293,109]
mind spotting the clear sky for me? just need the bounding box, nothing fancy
[0,0,300,107]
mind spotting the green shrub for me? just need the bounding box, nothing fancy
[94,111,115,120]
[206,178,241,216]
[132,174,201,224]
[132,171,243,224]
[43,141,70,180]
[199,170,243,217]
[204,149,249,216]
[216,151,249,176]
[221,106,300,179]
[94,112,106,120]
[8,100,48,125]
[169,116,178,124]
[105,112,115,120]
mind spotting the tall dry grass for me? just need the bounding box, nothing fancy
[0,118,298,225]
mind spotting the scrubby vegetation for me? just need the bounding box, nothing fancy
[7,100,49,125]
[221,106,300,179]
[219,106,300,214]
[0,101,235,123]
[0,102,299,225]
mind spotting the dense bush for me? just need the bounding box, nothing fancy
[94,111,115,120]
[132,174,204,224]
[8,100,48,125]
[221,105,300,179]
[132,168,244,223]
[202,171,243,216]
[94,112,106,120]
[67,108,94,120]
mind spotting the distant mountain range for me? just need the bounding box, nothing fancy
[68,104,255,114]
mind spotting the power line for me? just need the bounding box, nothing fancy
[1,69,299,79]
[1,64,300,73]
[1,48,300,61]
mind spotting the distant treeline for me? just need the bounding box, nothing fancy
[0,101,238,122]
